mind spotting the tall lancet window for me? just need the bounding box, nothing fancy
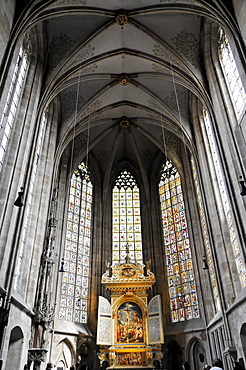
[112,169,143,265]
[59,162,92,323]
[203,110,246,288]
[159,160,199,322]
[219,29,246,119]
[14,112,47,290]
[0,40,30,172]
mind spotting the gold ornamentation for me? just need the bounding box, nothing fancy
[218,29,228,59]
[97,246,162,368]
[98,352,106,361]
[116,12,128,26]
[146,350,153,366]
[109,351,116,366]
[119,74,130,86]
[121,267,136,277]
[156,351,163,360]
[120,117,130,128]
[101,257,156,292]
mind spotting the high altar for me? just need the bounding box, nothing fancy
[97,250,164,368]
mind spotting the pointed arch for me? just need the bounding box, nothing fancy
[54,337,76,369]
[0,35,31,173]
[202,109,246,288]
[186,337,207,370]
[112,168,143,265]
[166,340,183,370]
[59,161,93,323]
[218,28,246,120]
[158,159,199,322]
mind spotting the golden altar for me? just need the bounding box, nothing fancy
[97,252,164,368]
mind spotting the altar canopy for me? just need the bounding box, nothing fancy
[97,251,164,368]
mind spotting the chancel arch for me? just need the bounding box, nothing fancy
[1,2,246,370]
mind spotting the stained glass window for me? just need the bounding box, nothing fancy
[159,160,199,322]
[59,162,92,323]
[191,157,220,311]
[0,41,30,172]
[219,29,246,119]
[112,169,143,265]
[203,110,246,288]
[14,112,47,290]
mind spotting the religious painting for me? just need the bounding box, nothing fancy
[121,267,136,278]
[116,302,144,343]
[117,352,144,366]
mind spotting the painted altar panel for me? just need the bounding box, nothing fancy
[148,295,164,344]
[98,253,163,368]
[116,302,144,343]
[97,296,112,345]
[117,352,145,366]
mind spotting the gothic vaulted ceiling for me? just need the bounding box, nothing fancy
[16,0,236,180]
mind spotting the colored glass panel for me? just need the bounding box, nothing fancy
[1,41,30,288]
[112,170,143,264]
[0,44,29,171]
[59,162,92,323]
[14,111,46,290]
[219,29,246,119]
[159,160,199,322]
[191,157,220,310]
[203,110,246,288]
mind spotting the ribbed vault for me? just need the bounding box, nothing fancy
[12,0,238,179]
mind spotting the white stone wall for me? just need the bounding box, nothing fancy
[0,2,246,370]
[0,0,15,67]
[232,0,246,46]
[2,302,32,370]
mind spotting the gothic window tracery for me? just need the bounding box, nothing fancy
[112,169,143,265]
[202,110,246,288]
[59,162,92,323]
[191,157,220,311]
[0,39,30,172]
[218,29,246,120]
[159,160,199,322]
[14,112,47,290]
